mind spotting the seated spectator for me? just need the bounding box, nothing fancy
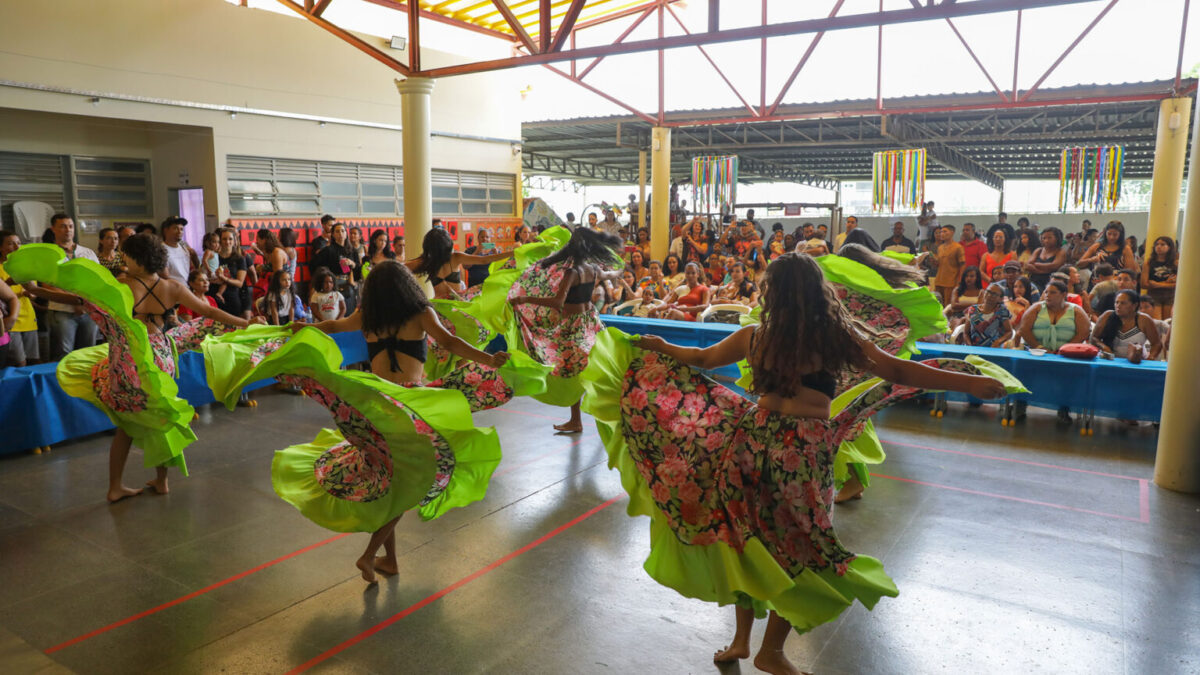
[627,249,648,283]
[1054,265,1089,308]
[650,262,710,322]
[767,226,787,261]
[714,261,759,306]
[628,286,664,317]
[993,261,1040,301]
[1018,280,1090,354]
[1006,276,1036,324]
[705,253,725,286]
[989,265,1004,285]
[1091,289,1163,362]
[608,269,639,311]
[1141,235,1177,320]
[883,221,917,255]
[257,269,298,325]
[639,260,670,298]
[1094,268,1140,316]
[841,227,881,253]
[177,270,217,322]
[782,233,796,255]
[945,266,984,328]
[1138,295,1171,343]
[959,284,1015,348]
[662,253,685,289]
[802,238,830,257]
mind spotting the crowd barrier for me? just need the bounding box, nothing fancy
[0,318,1165,456]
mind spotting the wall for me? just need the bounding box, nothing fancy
[0,0,521,223]
[852,211,1157,245]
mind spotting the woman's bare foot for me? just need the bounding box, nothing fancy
[373,556,399,576]
[835,475,864,503]
[107,485,143,503]
[753,649,808,675]
[553,421,583,433]
[356,555,378,583]
[144,477,169,495]
[713,642,751,663]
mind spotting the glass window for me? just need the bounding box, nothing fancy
[362,199,398,214]
[361,183,395,197]
[462,187,487,200]
[489,188,513,201]
[318,198,357,214]
[489,202,514,215]
[75,174,145,187]
[277,199,320,213]
[230,199,274,213]
[228,180,274,194]
[320,181,358,196]
[76,188,143,201]
[276,181,318,195]
[461,201,488,214]
[74,158,146,173]
[77,202,151,216]
[432,200,460,214]
[432,186,459,199]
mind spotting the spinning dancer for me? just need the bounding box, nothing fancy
[507,228,624,433]
[582,253,1022,675]
[204,261,546,583]
[407,228,513,300]
[7,237,254,503]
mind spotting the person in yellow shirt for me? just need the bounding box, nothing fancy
[0,230,39,367]
[834,215,859,251]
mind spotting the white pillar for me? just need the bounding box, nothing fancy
[650,127,671,263]
[396,77,435,259]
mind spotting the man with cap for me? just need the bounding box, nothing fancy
[992,260,1040,302]
[161,216,198,283]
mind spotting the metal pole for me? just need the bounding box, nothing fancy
[1154,96,1200,493]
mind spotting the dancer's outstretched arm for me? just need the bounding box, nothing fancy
[858,337,1005,399]
[635,326,753,370]
[297,309,362,335]
[421,307,508,368]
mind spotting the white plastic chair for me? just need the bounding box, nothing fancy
[700,303,752,323]
[12,201,55,242]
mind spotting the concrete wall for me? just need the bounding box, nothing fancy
[852,211,1155,245]
[0,0,521,237]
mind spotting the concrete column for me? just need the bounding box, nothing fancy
[650,127,671,263]
[395,77,435,259]
[1154,97,1200,493]
[1145,97,1192,257]
[637,149,647,231]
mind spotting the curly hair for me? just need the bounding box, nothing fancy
[837,243,925,289]
[120,233,168,273]
[412,228,454,280]
[748,253,869,397]
[360,260,430,336]
[539,227,622,269]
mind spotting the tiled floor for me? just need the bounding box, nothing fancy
[1,391,1196,674]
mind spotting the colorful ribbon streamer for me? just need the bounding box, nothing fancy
[872,149,926,213]
[1058,145,1124,212]
[691,155,739,215]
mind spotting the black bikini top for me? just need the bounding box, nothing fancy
[800,370,838,399]
[565,281,595,304]
[429,270,462,286]
[130,276,171,329]
[366,335,428,372]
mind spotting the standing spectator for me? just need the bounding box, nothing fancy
[117,225,136,246]
[278,228,299,280]
[1091,289,1163,362]
[211,227,249,319]
[257,270,297,325]
[135,223,157,235]
[680,219,710,265]
[200,231,221,278]
[816,223,831,248]
[1014,229,1036,264]
[161,216,198,283]
[45,214,100,359]
[997,212,1009,225]
[959,284,1015,348]
[635,227,652,257]
[513,224,534,247]
[883,221,916,255]
[841,228,881,253]
[311,223,360,312]
[1087,263,1117,316]
[392,234,406,261]
[931,225,965,304]
[0,230,39,367]
[627,249,648,284]
[981,227,1013,283]
[1141,235,1177,319]
[463,227,494,288]
[1078,221,1136,271]
[348,227,367,262]
[834,215,859,251]
[1023,227,1068,289]
[95,227,125,276]
[767,224,787,260]
[1127,236,1143,269]
[309,214,336,271]
[598,209,621,237]
[308,267,345,322]
[916,201,938,250]
[565,212,576,228]
[959,223,987,271]
[254,229,289,307]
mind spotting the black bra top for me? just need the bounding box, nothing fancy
[429,270,462,286]
[800,370,837,399]
[130,276,170,328]
[366,335,428,372]
[565,281,595,304]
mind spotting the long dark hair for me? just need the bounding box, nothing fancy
[1098,289,1140,348]
[1015,230,1035,256]
[1102,221,1126,248]
[360,260,430,336]
[367,228,394,260]
[539,228,622,269]
[1012,276,1034,300]
[957,265,983,295]
[748,253,869,397]
[413,228,453,279]
[838,243,925,288]
[1151,235,1177,263]
[266,269,291,321]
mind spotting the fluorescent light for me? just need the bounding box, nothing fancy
[390,36,407,50]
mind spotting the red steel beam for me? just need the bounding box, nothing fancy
[1020,0,1121,101]
[490,0,538,53]
[1177,0,1191,91]
[549,0,586,53]
[408,0,421,71]
[577,6,654,80]
[311,0,333,18]
[274,0,411,76]
[539,0,551,52]
[665,4,757,118]
[542,64,657,124]
[945,17,1008,102]
[415,0,1101,79]
[767,0,846,117]
[572,1,677,31]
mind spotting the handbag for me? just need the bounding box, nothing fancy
[1058,343,1099,360]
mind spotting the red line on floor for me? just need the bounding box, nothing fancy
[1139,479,1150,523]
[284,495,624,675]
[881,437,1144,482]
[870,472,1144,522]
[44,533,352,655]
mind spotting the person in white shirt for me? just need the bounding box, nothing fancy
[45,214,101,359]
[161,216,198,283]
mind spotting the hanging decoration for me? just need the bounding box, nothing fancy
[691,155,739,215]
[1058,146,1125,212]
[871,148,926,212]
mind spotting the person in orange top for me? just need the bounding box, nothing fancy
[931,225,965,304]
[981,227,1014,285]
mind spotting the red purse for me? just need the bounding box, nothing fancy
[1058,343,1099,360]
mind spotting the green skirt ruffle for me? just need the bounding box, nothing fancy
[6,244,197,473]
